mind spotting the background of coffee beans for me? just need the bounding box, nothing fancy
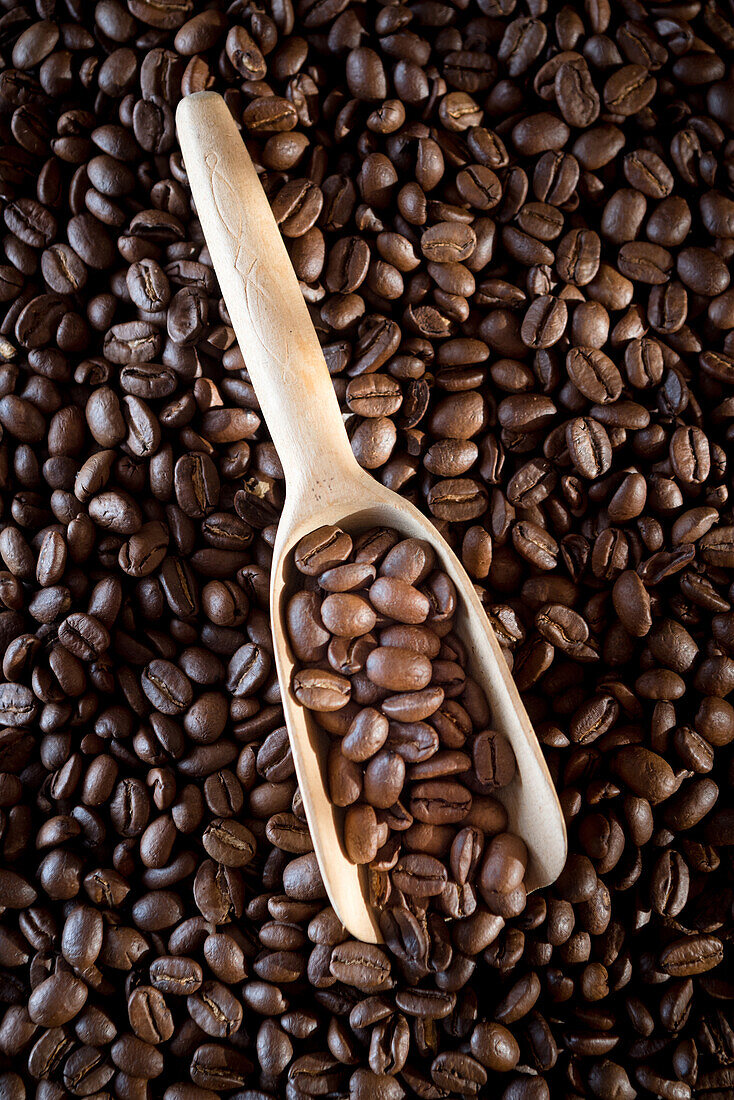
[0,0,733,1097]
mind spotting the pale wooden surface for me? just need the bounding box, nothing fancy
[177,92,568,945]
[175,91,354,497]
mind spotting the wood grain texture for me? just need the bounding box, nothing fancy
[176,91,354,496]
[177,92,567,945]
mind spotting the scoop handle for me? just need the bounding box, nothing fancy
[176,92,355,495]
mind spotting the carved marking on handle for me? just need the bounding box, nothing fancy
[205,152,294,383]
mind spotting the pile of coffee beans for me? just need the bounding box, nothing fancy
[0,0,733,1097]
[288,523,527,922]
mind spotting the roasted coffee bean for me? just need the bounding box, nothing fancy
[141,659,193,715]
[670,426,711,485]
[421,222,476,264]
[293,667,351,710]
[392,853,447,896]
[473,730,518,788]
[556,58,600,129]
[604,66,657,116]
[612,747,677,805]
[344,803,381,865]
[556,228,601,286]
[343,708,389,762]
[28,971,88,1027]
[330,941,392,993]
[520,295,567,349]
[365,646,432,692]
[566,347,622,404]
[369,576,430,624]
[201,818,256,867]
[363,748,405,808]
[566,417,612,479]
[612,571,652,638]
[128,985,174,1044]
[186,980,243,1040]
[294,526,353,575]
[321,593,376,637]
[226,643,271,697]
[149,955,203,996]
[659,935,724,977]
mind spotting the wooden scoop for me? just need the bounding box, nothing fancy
[176,91,567,944]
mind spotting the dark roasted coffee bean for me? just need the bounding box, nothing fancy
[555,58,600,128]
[566,417,612,479]
[330,940,392,993]
[392,853,447,896]
[566,347,622,404]
[201,818,256,867]
[141,659,193,715]
[128,985,174,1044]
[659,935,724,977]
[520,295,567,349]
[28,971,88,1027]
[295,526,353,574]
[556,228,601,286]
